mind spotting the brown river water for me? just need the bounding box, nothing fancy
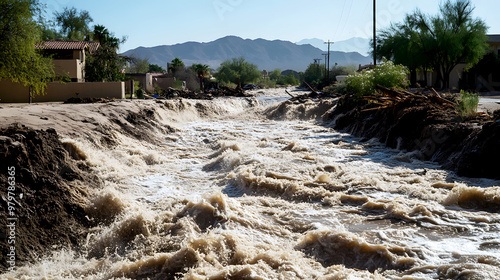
[3,89,500,279]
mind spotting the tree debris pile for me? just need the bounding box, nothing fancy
[362,85,457,112]
[326,85,500,179]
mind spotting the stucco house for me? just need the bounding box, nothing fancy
[457,34,500,91]
[414,34,500,90]
[36,40,100,82]
[0,40,125,103]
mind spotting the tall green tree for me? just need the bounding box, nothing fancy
[214,57,261,87]
[0,0,54,95]
[277,73,299,86]
[148,64,165,73]
[169,58,185,76]
[54,7,93,41]
[127,57,149,73]
[191,64,210,92]
[269,69,281,81]
[303,63,324,87]
[85,25,126,82]
[39,16,62,41]
[376,0,488,89]
[376,14,428,86]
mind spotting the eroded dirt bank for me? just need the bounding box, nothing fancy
[325,92,500,179]
[0,127,96,271]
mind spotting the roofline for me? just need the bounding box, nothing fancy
[35,40,100,51]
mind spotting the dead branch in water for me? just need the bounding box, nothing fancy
[285,90,295,98]
[303,81,318,95]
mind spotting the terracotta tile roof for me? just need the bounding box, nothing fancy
[36,41,100,52]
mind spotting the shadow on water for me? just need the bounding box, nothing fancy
[313,121,500,189]
[222,183,248,198]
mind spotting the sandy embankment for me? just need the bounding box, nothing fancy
[0,100,171,138]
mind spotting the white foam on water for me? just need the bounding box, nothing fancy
[3,94,500,279]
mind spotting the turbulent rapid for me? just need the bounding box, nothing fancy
[3,88,500,279]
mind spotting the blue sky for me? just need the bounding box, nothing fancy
[41,0,500,52]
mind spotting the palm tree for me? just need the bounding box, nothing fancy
[191,64,210,93]
[92,25,119,48]
[169,58,185,76]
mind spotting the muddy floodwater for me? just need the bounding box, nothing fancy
[3,89,500,279]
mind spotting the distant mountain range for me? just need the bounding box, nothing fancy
[122,36,372,72]
[296,37,371,56]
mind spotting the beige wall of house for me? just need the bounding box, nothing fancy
[0,80,125,103]
[414,64,467,89]
[53,59,84,81]
[0,80,28,103]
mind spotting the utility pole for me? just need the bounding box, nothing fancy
[324,40,334,82]
[314,59,322,77]
[322,53,328,79]
[373,0,377,66]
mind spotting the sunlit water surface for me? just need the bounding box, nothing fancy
[4,92,500,279]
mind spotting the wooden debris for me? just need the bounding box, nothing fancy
[430,88,456,106]
[303,81,318,96]
[361,85,456,112]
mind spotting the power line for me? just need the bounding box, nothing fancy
[339,1,354,38]
[334,0,348,40]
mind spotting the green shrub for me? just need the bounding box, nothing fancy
[276,73,299,86]
[257,78,276,88]
[456,90,479,119]
[343,70,375,97]
[343,59,409,98]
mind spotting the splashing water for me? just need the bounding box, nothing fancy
[3,90,500,279]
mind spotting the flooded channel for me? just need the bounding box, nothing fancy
[4,89,500,279]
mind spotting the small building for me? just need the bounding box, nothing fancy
[126,72,175,93]
[36,40,100,82]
